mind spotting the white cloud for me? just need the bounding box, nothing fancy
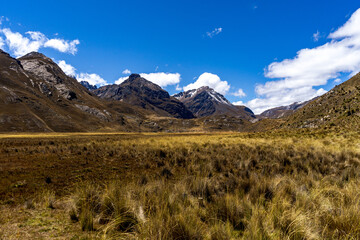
[313,30,320,42]
[58,60,76,76]
[76,73,108,86]
[206,27,222,38]
[26,31,47,41]
[232,100,244,106]
[176,84,182,91]
[44,39,79,55]
[183,72,230,95]
[115,76,128,85]
[140,72,181,87]
[247,87,327,114]
[0,27,80,57]
[232,88,246,97]
[334,78,341,83]
[245,8,360,114]
[122,69,131,74]
[0,36,4,49]
[1,28,46,57]
[329,9,360,39]
[57,60,107,86]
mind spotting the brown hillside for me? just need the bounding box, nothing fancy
[285,73,360,129]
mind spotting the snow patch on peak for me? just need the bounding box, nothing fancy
[207,91,231,105]
[174,86,232,105]
[188,89,198,98]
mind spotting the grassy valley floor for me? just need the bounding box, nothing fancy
[1,131,360,239]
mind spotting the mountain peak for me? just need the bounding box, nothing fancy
[94,75,195,119]
[198,86,211,91]
[174,86,254,119]
[19,52,52,61]
[0,49,10,57]
[174,86,231,105]
[128,73,141,80]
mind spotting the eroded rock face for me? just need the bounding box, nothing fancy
[75,104,110,121]
[19,52,77,100]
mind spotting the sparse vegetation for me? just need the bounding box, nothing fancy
[1,131,360,239]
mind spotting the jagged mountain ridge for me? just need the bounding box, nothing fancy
[174,86,255,120]
[6,48,352,133]
[93,74,195,119]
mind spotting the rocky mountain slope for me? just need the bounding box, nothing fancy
[0,50,142,132]
[285,73,360,129]
[174,86,255,120]
[94,74,194,119]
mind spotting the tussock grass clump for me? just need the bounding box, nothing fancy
[68,182,140,235]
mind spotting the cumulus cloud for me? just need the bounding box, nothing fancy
[183,72,230,95]
[76,73,107,86]
[44,39,79,54]
[58,60,76,76]
[176,84,182,91]
[244,87,327,114]
[26,31,47,41]
[0,27,80,57]
[206,27,222,38]
[122,69,131,74]
[1,29,46,57]
[115,76,128,85]
[0,36,4,49]
[329,10,360,39]
[232,100,244,106]
[245,8,360,114]
[140,73,181,87]
[232,88,246,97]
[57,60,107,86]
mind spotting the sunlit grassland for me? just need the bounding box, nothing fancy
[1,130,360,239]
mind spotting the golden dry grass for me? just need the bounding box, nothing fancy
[1,130,360,239]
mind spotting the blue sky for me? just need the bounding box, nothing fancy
[1,0,360,113]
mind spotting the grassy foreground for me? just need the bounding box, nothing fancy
[1,131,360,239]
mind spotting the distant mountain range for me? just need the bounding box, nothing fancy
[258,101,311,119]
[80,81,97,90]
[1,49,358,132]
